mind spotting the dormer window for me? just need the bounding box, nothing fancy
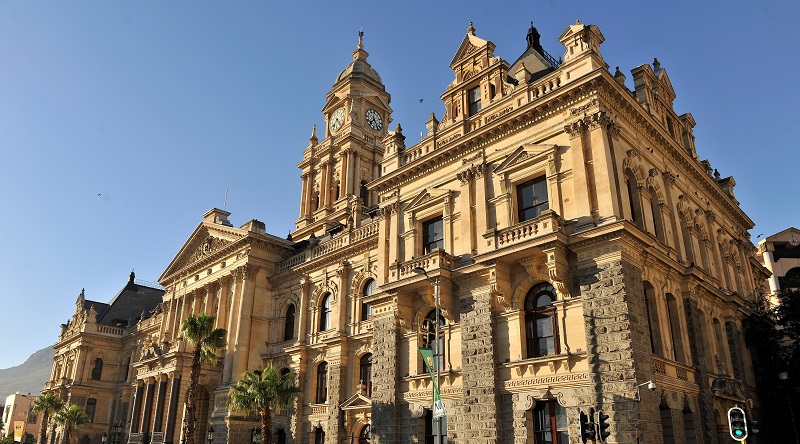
[468,86,482,116]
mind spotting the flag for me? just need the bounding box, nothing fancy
[419,347,446,419]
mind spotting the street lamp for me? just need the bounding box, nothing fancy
[206,426,214,444]
[779,372,800,444]
[412,267,445,444]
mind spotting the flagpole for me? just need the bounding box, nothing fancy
[434,275,441,444]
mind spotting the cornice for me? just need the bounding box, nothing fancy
[270,236,379,286]
[370,75,604,195]
[594,71,753,230]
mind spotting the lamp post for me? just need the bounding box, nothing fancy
[412,267,444,444]
[206,426,214,444]
[779,372,800,444]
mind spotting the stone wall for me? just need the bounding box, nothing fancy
[575,256,661,444]
[326,364,344,444]
[371,314,398,444]
[452,285,499,444]
[684,297,717,444]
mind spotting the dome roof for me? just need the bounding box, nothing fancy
[335,32,383,86]
[337,59,382,84]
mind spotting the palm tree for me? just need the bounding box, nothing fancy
[53,406,88,444]
[31,394,65,444]
[181,313,226,444]
[228,366,301,444]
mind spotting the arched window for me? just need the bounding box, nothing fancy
[360,181,369,205]
[524,283,559,358]
[666,294,686,363]
[277,429,286,444]
[85,398,97,423]
[424,310,447,370]
[683,407,697,444]
[312,191,320,212]
[316,362,328,403]
[333,180,341,201]
[625,171,643,229]
[644,282,664,356]
[649,188,665,243]
[780,267,800,290]
[284,304,296,341]
[122,356,131,382]
[660,405,675,444]
[319,294,332,331]
[91,358,103,380]
[361,279,376,321]
[360,353,373,397]
[358,424,371,444]
[713,318,728,374]
[314,428,325,444]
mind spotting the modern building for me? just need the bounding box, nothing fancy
[44,273,164,444]
[2,393,42,443]
[757,227,800,298]
[46,20,769,444]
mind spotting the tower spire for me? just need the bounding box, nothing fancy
[353,27,368,61]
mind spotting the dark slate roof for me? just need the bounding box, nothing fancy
[508,46,556,83]
[95,273,165,326]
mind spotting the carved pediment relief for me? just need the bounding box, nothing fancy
[450,34,492,68]
[494,144,556,178]
[403,188,452,214]
[340,393,372,411]
[161,225,243,281]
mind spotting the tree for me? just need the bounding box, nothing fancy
[181,313,226,444]
[228,366,301,444]
[31,394,66,444]
[744,285,800,442]
[53,406,89,444]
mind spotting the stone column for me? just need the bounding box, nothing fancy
[564,119,593,228]
[297,277,311,342]
[140,379,155,434]
[222,270,242,385]
[164,377,181,444]
[320,161,330,209]
[300,172,310,218]
[456,168,476,255]
[326,360,347,444]
[337,262,350,333]
[453,284,500,442]
[231,265,258,380]
[129,383,144,435]
[340,149,350,199]
[370,309,399,444]
[586,111,622,223]
[153,377,168,433]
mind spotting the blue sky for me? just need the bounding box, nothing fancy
[0,1,797,370]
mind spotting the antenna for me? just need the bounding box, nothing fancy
[223,189,229,210]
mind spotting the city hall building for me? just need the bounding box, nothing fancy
[45,20,769,444]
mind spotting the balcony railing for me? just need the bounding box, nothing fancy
[277,220,379,273]
[652,356,696,385]
[390,249,457,282]
[493,211,562,248]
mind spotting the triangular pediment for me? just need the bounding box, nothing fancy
[403,188,451,213]
[340,392,372,410]
[655,69,677,104]
[494,144,554,175]
[765,227,800,243]
[159,222,246,282]
[450,34,491,67]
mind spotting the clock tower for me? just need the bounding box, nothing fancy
[294,31,392,239]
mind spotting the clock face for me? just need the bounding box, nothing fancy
[329,108,345,132]
[790,236,799,247]
[365,108,383,131]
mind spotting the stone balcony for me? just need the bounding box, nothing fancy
[653,356,698,393]
[489,210,562,250]
[277,220,380,273]
[389,249,457,282]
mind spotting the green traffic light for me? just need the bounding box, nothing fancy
[735,430,743,437]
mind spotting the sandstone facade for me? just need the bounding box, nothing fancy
[45,20,769,444]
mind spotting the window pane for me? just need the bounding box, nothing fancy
[554,403,567,430]
[517,177,548,222]
[536,318,553,337]
[536,294,553,308]
[539,337,555,356]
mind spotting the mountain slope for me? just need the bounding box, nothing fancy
[0,347,54,401]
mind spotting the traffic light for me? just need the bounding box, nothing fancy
[597,410,611,442]
[728,406,748,441]
[579,408,596,444]
[420,318,435,348]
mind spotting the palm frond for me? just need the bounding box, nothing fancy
[228,366,300,418]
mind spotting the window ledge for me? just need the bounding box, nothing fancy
[500,351,586,377]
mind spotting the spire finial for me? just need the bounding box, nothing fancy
[468,21,476,35]
[310,124,318,142]
[353,27,368,61]
[358,26,364,50]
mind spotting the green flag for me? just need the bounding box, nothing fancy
[419,347,446,419]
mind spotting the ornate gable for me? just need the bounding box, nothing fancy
[493,144,556,176]
[159,223,245,282]
[339,392,372,411]
[403,188,452,214]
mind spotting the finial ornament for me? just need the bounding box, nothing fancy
[358,26,364,50]
[468,21,476,35]
[310,124,318,142]
[653,58,662,73]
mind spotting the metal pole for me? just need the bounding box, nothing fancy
[434,277,442,444]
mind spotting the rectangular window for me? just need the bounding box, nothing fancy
[423,217,444,254]
[468,86,481,116]
[533,401,568,444]
[517,176,549,222]
[85,399,97,423]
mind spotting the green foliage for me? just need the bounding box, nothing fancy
[24,432,36,444]
[0,436,14,444]
[228,366,300,444]
[54,406,90,444]
[31,394,66,416]
[744,287,800,442]
[181,313,227,365]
